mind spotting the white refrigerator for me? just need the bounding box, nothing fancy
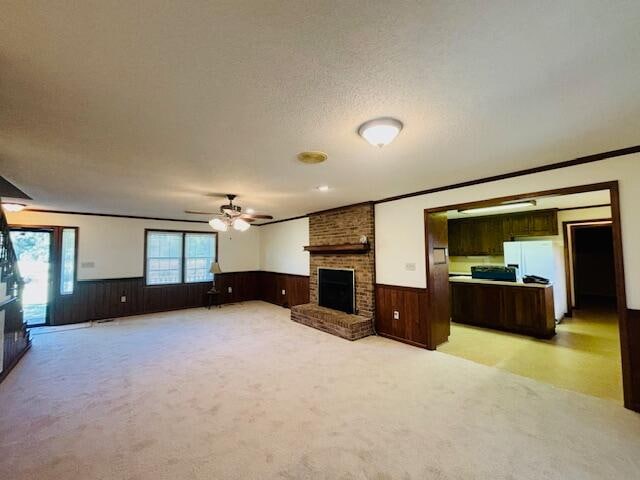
[503,240,567,322]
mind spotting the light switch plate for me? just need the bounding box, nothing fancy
[228,286,233,293]
[405,262,416,271]
[81,261,95,268]
[120,296,126,303]
[281,289,286,295]
[393,310,400,320]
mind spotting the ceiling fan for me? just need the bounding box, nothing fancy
[185,194,273,232]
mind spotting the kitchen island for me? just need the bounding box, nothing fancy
[449,276,556,338]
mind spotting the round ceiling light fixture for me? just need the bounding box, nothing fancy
[358,117,403,147]
[2,202,27,212]
[297,151,328,164]
[316,185,330,192]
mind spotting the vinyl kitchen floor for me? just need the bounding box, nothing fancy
[438,304,623,402]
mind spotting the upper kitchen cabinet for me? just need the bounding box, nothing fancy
[503,209,558,237]
[448,209,558,256]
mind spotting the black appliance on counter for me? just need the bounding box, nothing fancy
[471,265,518,282]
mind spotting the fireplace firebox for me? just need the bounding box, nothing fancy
[318,268,355,314]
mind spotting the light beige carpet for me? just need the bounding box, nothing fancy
[1,301,639,480]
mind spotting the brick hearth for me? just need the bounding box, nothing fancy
[291,303,374,341]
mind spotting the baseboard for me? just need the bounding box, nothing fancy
[377,331,427,349]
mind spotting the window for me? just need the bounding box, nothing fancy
[60,228,76,295]
[185,233,216,283]
[145,230,216,286]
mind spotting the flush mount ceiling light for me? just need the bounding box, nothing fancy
[358,117,403,147]
[459,200,536,215]
[1,203,27,212]
[316,185,330,192]
[297,151,328,164]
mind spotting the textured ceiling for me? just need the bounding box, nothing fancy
[1,1,639,221]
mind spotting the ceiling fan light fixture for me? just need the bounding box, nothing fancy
[358,117,403,147]
[209,217,228,232]
[233,218,251,232]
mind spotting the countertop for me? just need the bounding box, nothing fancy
[449,276,552,289]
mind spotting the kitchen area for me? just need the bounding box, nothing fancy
[447,206,564,338]
[437,189,623,403]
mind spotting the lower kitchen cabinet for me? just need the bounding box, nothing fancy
[450,280,555,338]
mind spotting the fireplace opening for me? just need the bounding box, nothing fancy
[318,268,355,314]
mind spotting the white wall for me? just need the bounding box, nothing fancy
[6,211,260,279]
[259,217,309,275]
[375,153,640,308]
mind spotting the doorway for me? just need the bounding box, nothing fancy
[9,228,53,326]
[572,224,616,310]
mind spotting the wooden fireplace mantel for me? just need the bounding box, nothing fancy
[303,243,370,254]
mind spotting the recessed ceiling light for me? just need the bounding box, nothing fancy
[2,203,27,212]
[317,185,330,192]
[358,117,403,147]
[297,151,328,164]
[246,208,255,214]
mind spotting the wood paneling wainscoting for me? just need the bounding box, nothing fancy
[375,284,428,348]
[51,271,309,326]
[257,272,310,308]
[627,309,640,412]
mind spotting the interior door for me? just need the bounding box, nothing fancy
[425,211,450,349]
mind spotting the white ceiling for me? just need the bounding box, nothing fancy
[1,1,639,221]
[446,190,610,219]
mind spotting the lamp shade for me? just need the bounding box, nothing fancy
[209,217,228,231]
[210,262,222,274]
[233,218,251,231]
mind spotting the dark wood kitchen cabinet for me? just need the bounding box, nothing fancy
[450,280,555,338]
[448,209,558,256]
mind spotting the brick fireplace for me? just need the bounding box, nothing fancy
[291,203,375,340]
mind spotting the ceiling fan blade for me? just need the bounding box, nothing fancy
[184,210,222,215]
[240,214,273,220]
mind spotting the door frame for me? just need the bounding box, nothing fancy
[423,180,634,410]
[562,219,613,315]
[9,225,79,326]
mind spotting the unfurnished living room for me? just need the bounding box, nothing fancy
[1,2,640,479]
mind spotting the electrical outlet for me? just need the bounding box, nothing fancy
[393,310,400,320]
[228,286,232,293]
[120,295,127,303]
[405,262,416,271]
[281,289,286,295]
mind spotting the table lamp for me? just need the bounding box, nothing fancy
[210,261,222,291]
